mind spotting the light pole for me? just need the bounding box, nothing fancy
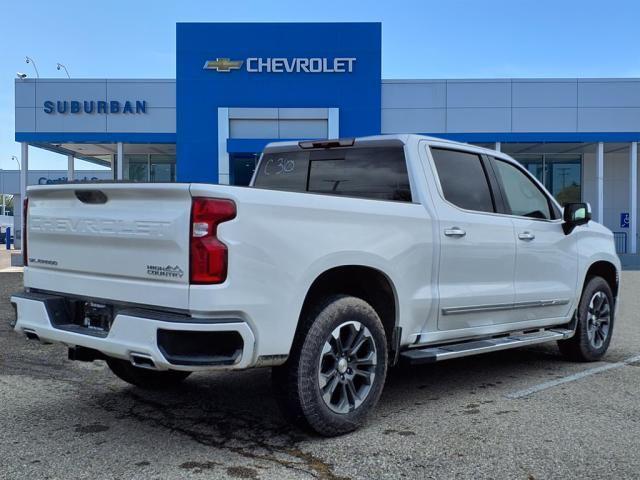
[11,155,20,169]
[1,168,4,216]
[25,56,39,78]
[56,63,70,78]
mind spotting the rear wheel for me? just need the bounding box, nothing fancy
[558,276,614,362]
[272,295,388,436]
[106,358,191,389]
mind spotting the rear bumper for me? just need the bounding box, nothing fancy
[10,292,256,371]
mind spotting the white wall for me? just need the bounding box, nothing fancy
[382,78,640,134]
[227,108,330,139]
[15,79,176,134]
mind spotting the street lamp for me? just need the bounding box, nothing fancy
[11,155,20,169]
[56,63,70,78]
[25,56,39,78]
[1,168,4,216]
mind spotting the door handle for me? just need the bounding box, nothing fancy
[444,227,466,237]
[518,231,535,241]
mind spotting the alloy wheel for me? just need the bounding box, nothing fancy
[586,291,611,349]
[317,321,377,414]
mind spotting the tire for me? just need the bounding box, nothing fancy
[272,295,388,436]
[558,276,615,362]
[106,357,191,390]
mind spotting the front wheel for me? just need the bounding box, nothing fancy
[106,358,192,390]
[272,295,388,436]
[558,276,615,362]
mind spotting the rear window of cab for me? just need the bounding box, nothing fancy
[253,146,412,202]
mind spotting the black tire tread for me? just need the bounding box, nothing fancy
[272,295,388,437]
[558,275,614,362]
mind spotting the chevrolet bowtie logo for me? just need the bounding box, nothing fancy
[203,58,244,72]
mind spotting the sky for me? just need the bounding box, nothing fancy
[1,0,639,171]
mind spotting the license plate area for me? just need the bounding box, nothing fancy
[48,297,114,337]
[79,302,114,333]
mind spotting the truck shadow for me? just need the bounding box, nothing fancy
[14,343,570,479]
[90,343,565,441]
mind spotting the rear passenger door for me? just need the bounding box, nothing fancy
[429,147,517,331]
[488,157,578,321]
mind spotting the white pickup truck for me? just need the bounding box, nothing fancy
[12,134,620,436]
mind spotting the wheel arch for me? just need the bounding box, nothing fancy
[584,260,619,298]
[295,265,399,353]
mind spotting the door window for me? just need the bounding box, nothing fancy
[492,159,553,220]
[513,154,581,206]
[430,148,494,213]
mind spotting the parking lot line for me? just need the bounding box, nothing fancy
[506,353,640,399]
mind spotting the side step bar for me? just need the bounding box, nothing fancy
[400,328,574,365]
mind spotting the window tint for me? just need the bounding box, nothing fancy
[253,151,309,192]
[492,158,552,220]
[308,148,411,201]
[254,146,412,202]
[431,148,494,212]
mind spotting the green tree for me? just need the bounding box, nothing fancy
[1,195,14,216]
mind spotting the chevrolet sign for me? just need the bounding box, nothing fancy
[203,58,244,72]
[204,57,356,73]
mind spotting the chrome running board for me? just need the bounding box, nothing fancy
[400,328,574,365]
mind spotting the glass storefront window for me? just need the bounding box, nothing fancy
[124,153,176,182]
[546,155,581,206]
[125,154,149,182]
[150,155,176,182]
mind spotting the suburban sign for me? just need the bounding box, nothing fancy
[43,100,147,114]
[203,57,356,73]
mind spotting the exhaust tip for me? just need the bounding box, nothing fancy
[24,329,39,341]
[130,352,157,369]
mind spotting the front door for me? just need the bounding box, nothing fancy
[429,147,517,331]
[490,157,578,322]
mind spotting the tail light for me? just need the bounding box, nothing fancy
[22,197,28,266]
[189,198,236,284]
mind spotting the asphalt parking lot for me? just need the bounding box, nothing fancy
[1,272,639,480]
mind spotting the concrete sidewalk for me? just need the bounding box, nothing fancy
[0,250,22,271]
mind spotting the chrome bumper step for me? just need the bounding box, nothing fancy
[400,328,574,365]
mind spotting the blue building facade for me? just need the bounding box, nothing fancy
[176,22,381,183]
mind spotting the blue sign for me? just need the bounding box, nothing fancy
[43,100,147,115]
[176,22,382,183]
[621,212,629,228]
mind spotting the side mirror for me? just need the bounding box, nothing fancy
[563,202,591,234]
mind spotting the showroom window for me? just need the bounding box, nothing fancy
[124,154,176,182]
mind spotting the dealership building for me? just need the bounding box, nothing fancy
[12,22,640,253]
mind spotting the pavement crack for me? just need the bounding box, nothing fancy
[99,390,349,480]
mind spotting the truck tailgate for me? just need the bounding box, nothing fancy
[24,183,192,310]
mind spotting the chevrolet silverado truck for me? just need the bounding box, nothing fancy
[11,135,620,436]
